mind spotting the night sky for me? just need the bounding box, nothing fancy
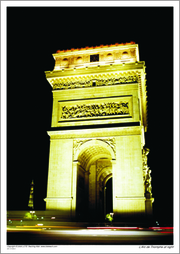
[6,6,174,224]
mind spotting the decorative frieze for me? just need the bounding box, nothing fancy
[51,74,139,90]
[61,102,129,120]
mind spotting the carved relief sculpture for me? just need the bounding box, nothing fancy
[61,102,129,119]
[51,74,139,90]
[142,147,152,197]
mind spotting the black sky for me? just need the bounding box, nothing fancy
[7,6,174,224]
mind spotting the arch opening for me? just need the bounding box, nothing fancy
[75,140,115,221]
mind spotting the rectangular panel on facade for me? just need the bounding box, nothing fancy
[57,96,133,126]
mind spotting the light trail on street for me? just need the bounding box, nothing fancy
[7,227,173,245]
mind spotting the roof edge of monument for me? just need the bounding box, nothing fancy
[55,42,136,54]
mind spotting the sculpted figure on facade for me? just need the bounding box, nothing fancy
[142,147,152,196]
[145,169,152,195]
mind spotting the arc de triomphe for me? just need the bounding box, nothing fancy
[44,42,154,221]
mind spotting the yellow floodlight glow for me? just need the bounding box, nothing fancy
[44,43,152,222]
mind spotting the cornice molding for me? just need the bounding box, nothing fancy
[45,61,145,79]
[47,126,143,139]
[54,42,137,55]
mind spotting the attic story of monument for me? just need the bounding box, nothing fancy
[44,42,154,221]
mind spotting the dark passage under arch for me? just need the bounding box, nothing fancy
[106,178,113,214]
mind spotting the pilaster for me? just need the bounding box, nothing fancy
[71,160,78,219]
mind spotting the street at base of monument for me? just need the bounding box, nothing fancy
[7,225,173,245]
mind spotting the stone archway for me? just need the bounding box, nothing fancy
[45,43,152,222]
[74,138,115,221]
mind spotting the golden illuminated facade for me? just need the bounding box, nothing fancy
[44,42,154,221]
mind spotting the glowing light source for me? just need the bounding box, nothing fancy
[87,227,138,230]
[149,227,173,230]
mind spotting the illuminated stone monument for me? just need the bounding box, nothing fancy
[44,42,154,221]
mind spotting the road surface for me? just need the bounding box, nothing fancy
[7,226,173,245]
